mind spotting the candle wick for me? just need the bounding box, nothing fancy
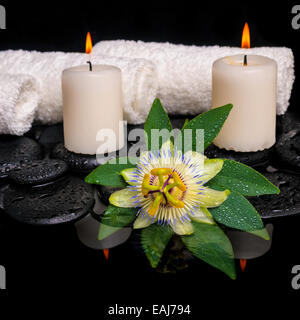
[243,55,247,66]
[87,61,93,71]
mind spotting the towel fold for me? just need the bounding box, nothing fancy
[94,40,295,115]
[0,50,158,127]
[0,74,39,135]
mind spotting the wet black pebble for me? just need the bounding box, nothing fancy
[205,144,273,168]
[38,123,64,146]
[275,129,300,173]
[0,136,43,179]
[250,169,300,219]
[170,116,188,129]
[8,159,68,185]
[26,123,64,156]
[2,176,95,225]
[276,111,300,137]
[51,143,100,174]
[25,124,49,141]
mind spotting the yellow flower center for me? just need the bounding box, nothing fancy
[141,168,187,216]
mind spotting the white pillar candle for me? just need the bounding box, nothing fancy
[62,64,124,155]
[211,54,277,152]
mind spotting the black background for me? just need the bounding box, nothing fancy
[0,0,300,313]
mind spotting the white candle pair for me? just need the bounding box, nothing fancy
[63,53,277,155]
[62,28,278,155]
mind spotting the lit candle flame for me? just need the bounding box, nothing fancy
[85,32,93,54]
[103,249,109,260]
[241,22,250,49]
[240,259,247,272]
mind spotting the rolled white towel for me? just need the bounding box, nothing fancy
[0,74,39,135]
[94,40,295,115]
[0,50,158,125]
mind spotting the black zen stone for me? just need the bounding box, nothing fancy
[170,116,189,129]
[51,143,100,173]
[205,144,273,168]
[8,159,68,185]
[276,111,300,137]
[25,124,49,141]
[250,168,300,219]
[38,123,64,146]
[0,136,43,179]
[275,129,300,173]
[2,176,95,225]
[127,116,187,134]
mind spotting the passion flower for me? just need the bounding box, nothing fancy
[109,142,230,235]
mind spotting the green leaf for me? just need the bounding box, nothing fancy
[208,187,264,232]
[182,222,236,279]
[144,98,173,151]
[98,223,121,240]
[85,157,138,187]
[175,104,233,152]
[209,159,280,196]
[141,224,173,268]
[182,118,189,129]
[101,204,138,227]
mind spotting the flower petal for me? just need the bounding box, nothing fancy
[160,139,174,156]
[185,150,206,165]
[138,150,160,172]
[198,187,230,208]
[120,168,138,186]
[109,188,140,208]
[202,159,224,183]
[170,220,194,235]
[189,207,215,225]
[133,214,155,229]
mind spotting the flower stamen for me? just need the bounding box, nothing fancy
[142,167,187,215]
[148,193,164,216]
[142,174,160,196]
